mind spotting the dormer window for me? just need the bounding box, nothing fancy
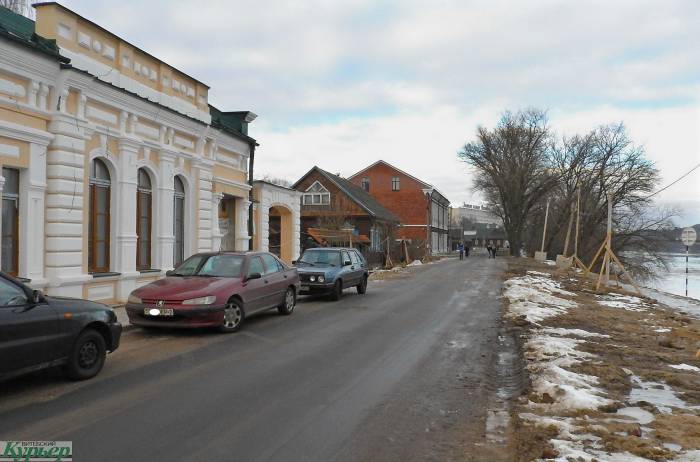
[361,177,370,192]
[303,181,330,206]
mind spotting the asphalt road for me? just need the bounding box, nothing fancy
[0,256,508,462]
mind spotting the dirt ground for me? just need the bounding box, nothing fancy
[504,259,700,461]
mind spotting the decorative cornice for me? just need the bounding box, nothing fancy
[0,119,54,146]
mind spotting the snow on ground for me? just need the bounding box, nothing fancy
[670,364,700,372]
[542,327,610,338]
[525,332,612,410]
[504,272,577,324]
[595,293,649,312]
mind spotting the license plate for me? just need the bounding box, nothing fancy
[144,308,174,316]
[300,285,309,290]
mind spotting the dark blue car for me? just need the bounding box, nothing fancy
[294,248,368,300]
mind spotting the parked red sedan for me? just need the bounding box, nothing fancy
[125,252,300,332]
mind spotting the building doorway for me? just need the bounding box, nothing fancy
[268,205,292,263]
[219,195,237,251]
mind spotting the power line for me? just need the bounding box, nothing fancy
[644,162,700,200]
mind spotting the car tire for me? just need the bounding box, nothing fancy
[278,287,296,315]
[220,299,244,333]
[330,280,343,301]
[65,329,107,381]
[357,276,368,294]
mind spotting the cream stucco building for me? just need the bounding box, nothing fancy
[0,3,299,303]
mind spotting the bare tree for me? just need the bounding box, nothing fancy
[258,174,293,188]
[1,0,34,18]
[458,109,560,256]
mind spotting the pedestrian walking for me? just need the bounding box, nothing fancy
[492,245,498,258]
[486,244,492,259]
[465,244,470,258]
[458,242,464,260]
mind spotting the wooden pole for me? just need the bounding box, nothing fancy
[574,188,581,257]
[563,203,575,257]
[541,199,550,252]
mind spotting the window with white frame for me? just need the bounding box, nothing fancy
[302,181,330,206]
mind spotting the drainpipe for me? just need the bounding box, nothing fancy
[247,142,256,250]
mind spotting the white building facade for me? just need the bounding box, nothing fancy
[0,3,257,303]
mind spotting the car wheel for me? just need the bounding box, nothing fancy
[220,300,244,333]
[357,276,368,294]
[330,280,343,301]
[278,287,296,315]
[65,329,107,381]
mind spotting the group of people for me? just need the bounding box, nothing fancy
[457,242,498,260]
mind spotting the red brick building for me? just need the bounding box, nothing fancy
[348,160,450,254]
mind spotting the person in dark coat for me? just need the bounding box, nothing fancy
[458,242,464,260]
[486,244,492,258]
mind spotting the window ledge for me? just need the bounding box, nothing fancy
[139,269,162,274]
[90,272,121,279]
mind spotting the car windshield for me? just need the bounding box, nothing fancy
[171,254,244,277]
[298,249,341,267]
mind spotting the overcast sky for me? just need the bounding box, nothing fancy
[61,0,700,226]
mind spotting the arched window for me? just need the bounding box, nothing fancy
[89,158,111,273]
[136,168,152,270]
[173,176,185,266]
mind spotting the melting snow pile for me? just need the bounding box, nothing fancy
[504,272,577,324]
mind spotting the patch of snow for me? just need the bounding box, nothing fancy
[596,293,649,312]
[543,260,556,266]
[525,333,612,410]
[672,450,700,462]
[638,286,700,317]
[542,327,610,338]
[615,407,655,425]
[527,270,552,277]
[407,260,422,266]
[504,274,577,324]
[669,363,700,372]
[654,327,672,333]
[629,375,686,413]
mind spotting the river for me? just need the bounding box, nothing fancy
[647,252,700,300]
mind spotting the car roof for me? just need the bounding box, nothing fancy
[304,247,356,251]
[191,251,275,257]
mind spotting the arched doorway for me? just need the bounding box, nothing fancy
[268,205,293,263]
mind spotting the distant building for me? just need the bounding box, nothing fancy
[450,204,507,250]
[450,203,503,227]
[348,160,450,255]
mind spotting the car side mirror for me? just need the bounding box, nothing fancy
[32,289,45,304]
[344,260,352,266]
[165,270,174,276]
[246,272,262,281]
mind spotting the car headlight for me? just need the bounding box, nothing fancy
[310,276,316,282]
[182,295,217,305]
[318,275,325,283]
[127,294,142,304]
